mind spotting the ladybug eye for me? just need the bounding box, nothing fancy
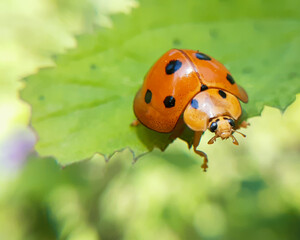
[228,119,235,127]
[209,122,218,132]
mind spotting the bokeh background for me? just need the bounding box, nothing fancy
[0,0,300,239]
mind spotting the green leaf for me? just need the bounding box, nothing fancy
[21,0,300,165]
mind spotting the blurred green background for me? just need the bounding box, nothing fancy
[0,0,300,239]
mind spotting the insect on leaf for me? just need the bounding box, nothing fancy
[21,0,300,165]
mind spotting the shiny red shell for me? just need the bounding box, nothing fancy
[133,49,248,133]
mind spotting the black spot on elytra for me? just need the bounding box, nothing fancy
[201,85,208,91]
[165,60,182,75]
[218,90,227,98]
[195,52,211,61]
[226,74,235,84]
[144,89,152,104]
[164,96,175,108]
[191,99,199,109]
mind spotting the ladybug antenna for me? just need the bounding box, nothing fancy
[233,130,246,138]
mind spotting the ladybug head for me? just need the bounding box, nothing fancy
[207,116,245,145]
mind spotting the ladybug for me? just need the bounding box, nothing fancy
[132,49,248,171]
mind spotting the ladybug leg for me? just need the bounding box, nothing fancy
[207,135,218,144]
[131,119,140,127]
[230,135,239,145]
[193,131,208,172]
[169,118,185,141]
[237,120,249,129]
[194,148,209,172]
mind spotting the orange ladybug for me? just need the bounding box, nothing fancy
[133,49,248,171]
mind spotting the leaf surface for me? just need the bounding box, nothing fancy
[21,0,300,165]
